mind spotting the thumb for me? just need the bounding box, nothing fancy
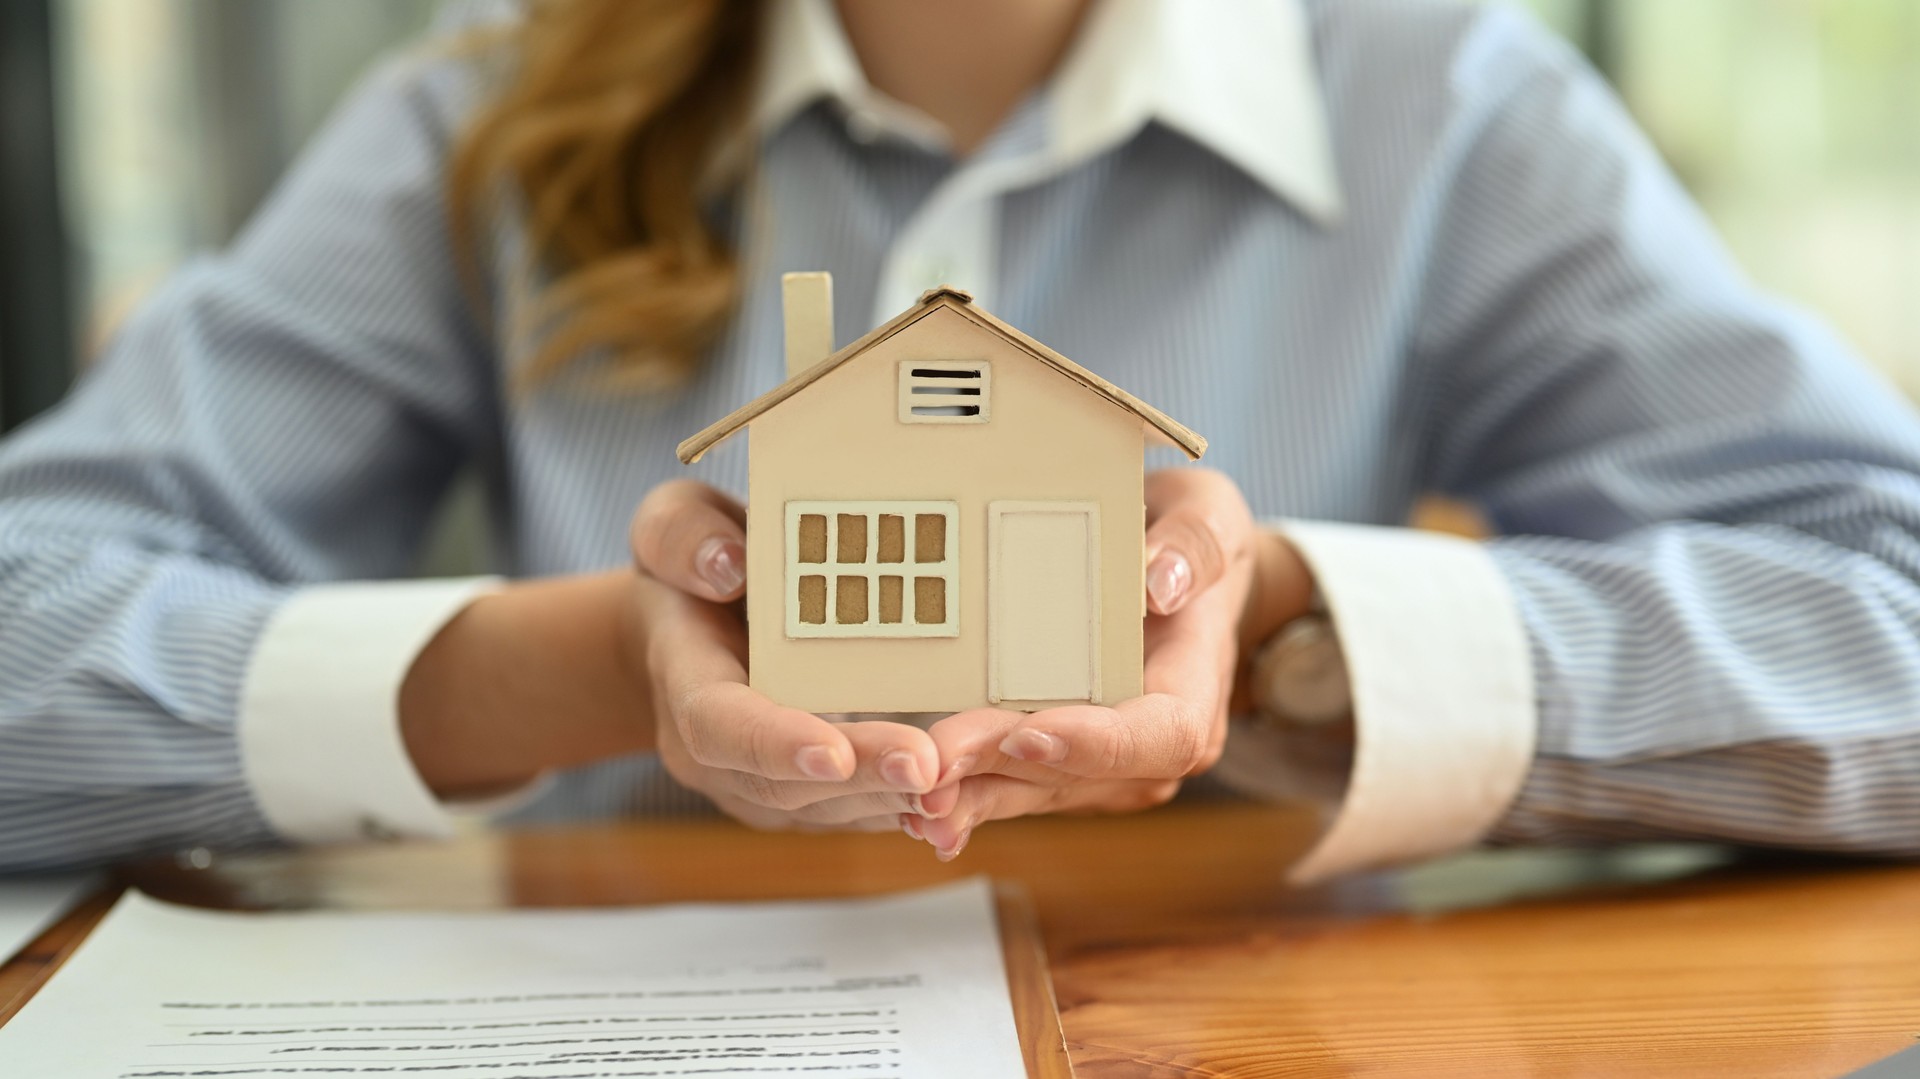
[1144,468,1247,615]
[631,480,749,602]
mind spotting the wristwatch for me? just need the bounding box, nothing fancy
[1216,607,1355,807]
[1250,610,1352,728]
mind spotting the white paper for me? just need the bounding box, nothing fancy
[0,873,95,963]
[0,877,1027,1078]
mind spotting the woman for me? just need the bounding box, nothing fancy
[4,0,1920,878]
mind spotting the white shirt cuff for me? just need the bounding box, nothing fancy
[238,577,505,844]
[1254,521,1536,883]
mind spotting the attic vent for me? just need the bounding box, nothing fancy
[898,360,990,424]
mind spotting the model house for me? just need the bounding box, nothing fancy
[678,273,1206,713]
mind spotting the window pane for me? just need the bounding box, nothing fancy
[797,514,827,563]
[914,577,946,624]
[914,514,946,562]
[837,514,867,563]
[877,514,905,562]
[797,575,827,624]
[836,575,869,624]
[786,502,956,638]
[878,575,903,623]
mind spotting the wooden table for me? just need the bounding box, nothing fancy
[4,801,1918,1076]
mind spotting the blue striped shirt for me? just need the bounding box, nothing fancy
[3,0,1920,871]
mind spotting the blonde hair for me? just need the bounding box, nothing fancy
[449,0,765,387]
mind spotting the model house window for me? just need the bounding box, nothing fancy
[898,361,990,424]
[787,500,959,638]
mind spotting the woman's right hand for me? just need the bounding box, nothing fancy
[627,481,950,832]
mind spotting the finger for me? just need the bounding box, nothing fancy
[647,579,945,795]
[925,707,1026,780]
[1126,563,1244,775]
[915,776,1059,860]
[671,680,862,781]
[925,708,1081,789]
[992,697,1217,780]
[631,480,749,602]
[916,781,963,818]
[704,796,902,835]
[645,583,848,775]
[1142,581,1239,707]
[933,697,1223,787]
[915,775,1184,859]
[785,790,929,825]
[841,719,941,796]
[648,590,856,781]
[1142,572,1242,777]
[1145,529,1246,680]
[642,575,748,666]
[980,535,1244,783]
[706,720,943,812]
[1143,468,1252,615]
[804,814,904,835]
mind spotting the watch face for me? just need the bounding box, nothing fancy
[1260,618,1351,726]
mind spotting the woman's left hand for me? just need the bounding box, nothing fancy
[912,468,1313,859]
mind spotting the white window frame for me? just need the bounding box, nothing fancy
[898,360,991,424]
[785,500,960,639]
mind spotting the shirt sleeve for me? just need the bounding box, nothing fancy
[1219,8,1920,874]
[0,50,502,871]
[1262,522,1535,884]
[1413,12,1920,857]
[240,578,505,843]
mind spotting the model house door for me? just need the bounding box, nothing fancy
[989,502,1099,704]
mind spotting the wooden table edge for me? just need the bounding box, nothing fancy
[996,881,1076,1078]
[0,885,122,1027]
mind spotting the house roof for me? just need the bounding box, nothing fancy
[676,287,1208,463]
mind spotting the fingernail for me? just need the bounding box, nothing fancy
[696,536,746,598]
[901,815,924,841]
[937,755,976,787]
[1147,551,1192,614]
[936,828,972,862]
[1000,729,1066,764]
[795,744,845,781]
[879,750,927,792]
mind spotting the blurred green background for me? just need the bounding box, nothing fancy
[7,0,1919,421]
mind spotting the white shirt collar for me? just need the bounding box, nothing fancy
[751,0,1344,226]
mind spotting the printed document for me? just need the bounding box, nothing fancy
[0,877,1027,1077]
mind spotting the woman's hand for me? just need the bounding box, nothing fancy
[628,481,948,831]
[911,468,1314,858]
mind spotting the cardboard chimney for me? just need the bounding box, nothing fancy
[782,271,834,377]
